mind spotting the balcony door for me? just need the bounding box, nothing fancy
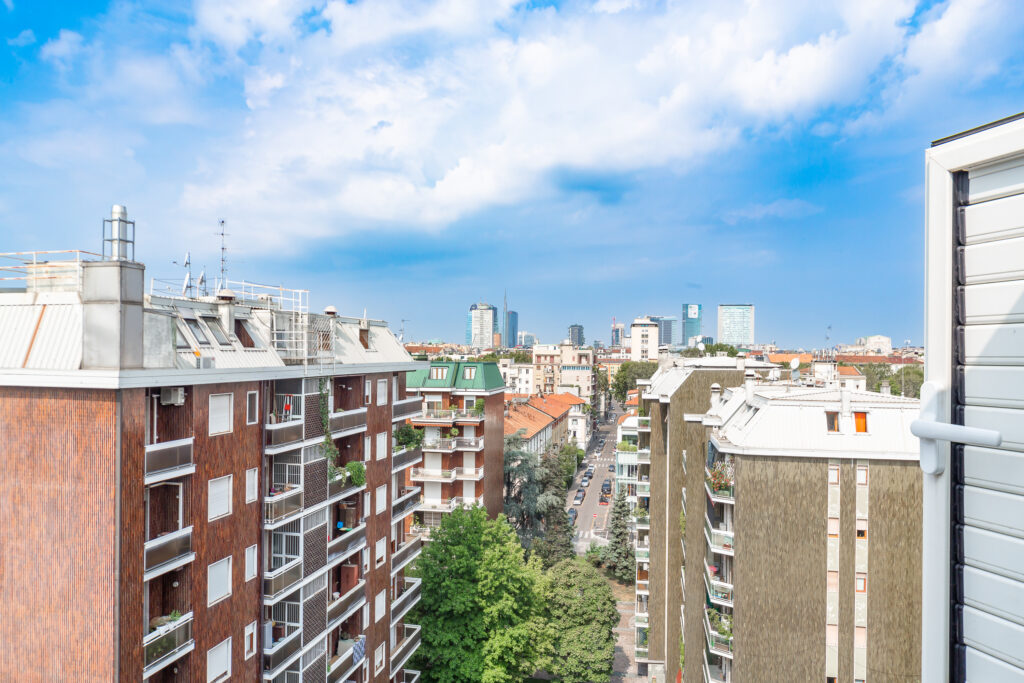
[145,482,182,541]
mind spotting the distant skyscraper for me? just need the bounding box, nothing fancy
[611,322,625,347]
[568,324,585,347]
[717,304,755,347]
[517,330,538,347]
[652,316,678,346]
[468,302,498,348]
[682,304,702,345]
[505,310,518,348]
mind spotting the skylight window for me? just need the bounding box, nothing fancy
[185,318,210,345]
[201,316,231,346]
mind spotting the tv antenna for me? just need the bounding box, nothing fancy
[400,319,410,342]
[217,219,229,290]
[172,251,193,298]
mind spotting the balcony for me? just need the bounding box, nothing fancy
[704,516,735,556]
[327,580,366,628]
[455,466,484,481]
[264,487,303,527]
[635,540,650,562]
[636,608,649,627]
[144,437,194,484]
[328,476,363,501]
[392,447,423,473]
[636,448,651,464]
[327,523,366,563]
[421,438,456,452]
[329,407,367,435]
[410,467,456,482]
[263,621,303,675]
[263,559,303,603]
[327,635,365,683]
[391,535,423,577]
[454,409,485,423]
[638,416,650,432]
[390,624,422,677]
[454,436,484,451]
[636,481,651,498]
[265,418,303,449]
[403,671,422,683]
[393,397,423,421]
[142,611,194,678]
[419,495,483,513]
[704,608,734,659]
[392,487,422,523]
[632,511,650,531]
[705,564,734,608]
[391,577,422,626]
[144,526,195,581]
[415,408,456,424]
[705,465,735,504]
[704,652,730,683]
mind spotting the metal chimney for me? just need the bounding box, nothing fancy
[103,204,135,261]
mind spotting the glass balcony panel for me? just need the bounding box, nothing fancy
[265,489,304,524]
[143,612,193,672]
[144,527,193,575]
[266,419,303,448]
[144,438,194,480]
[263,560,303,600]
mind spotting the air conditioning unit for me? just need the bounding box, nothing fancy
[160,387,185,406]
[197,357,216,370]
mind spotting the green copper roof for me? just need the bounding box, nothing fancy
[407,361,505,390]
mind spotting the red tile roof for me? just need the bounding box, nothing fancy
[504,404,553,439]
[838,365,863,376]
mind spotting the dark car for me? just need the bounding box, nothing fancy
[608,464,615,472]
[599,494,611,505]
[568,508,578,525]
[573,490,585,505]
[601,479,612,494]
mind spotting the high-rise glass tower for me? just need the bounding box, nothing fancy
[682,304,702,345]
[716,304,755,347]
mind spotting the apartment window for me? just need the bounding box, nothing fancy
[854,411,868,433]
[376,537,387,568]
[209,393,234,435]
[856,519,868,539]
[429,366,447,380]
[377,379,388,405]
[245,544,257,581]
[375,590,386,623]
[206,637,231,682]
[827,517,839,538]
[244,621,257,659]
[246,391,258,425]
[856,572,867,593]
[208,475,233,521]
[362,547,370,573]
[827,465,839,485]
[393,376,399,402]
[207,556,232,606]
[362,602,369,628]
[464,366,476,380]
[245,468,258,503]
[376,432,387,461]
[185,318,210,345]
[827,570,838,592]
[175,321,193,349]
[374,642,386,675]
[364,435,371,462]
[826,624,838,647]
[365,380,372,405]
[825,411,839,432]
[854,626,867,648]
[376,484,387,514]
[827,678,837,683]
[363,492,371,520]
[856,466,869,486]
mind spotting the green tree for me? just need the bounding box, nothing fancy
[504,433,562,548]
[611,361,658,404]
[532,508,576,569]
[542,559,619,683]
[601,490,635,583]
[857,363,893,393]
[891,364,924,398]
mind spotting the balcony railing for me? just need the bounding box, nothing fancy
[704,608,734,658]
[263,559,303,602]
[636,448,651,464]
[390,624,422,676]
[635,609,649,627]
[144,526,194,579]
[704,517,735,555]
[392,447,423,473]
[454,409,485,422]
[416,408,456,422]
[327,635,365,683]
[638,416,651,431]
[393,397,423,420]
[144,437,194,483]
[328,476,362,501]
[391,577,422,626]
[410,467,455,482]
[455,466,484,480]
[705,564,734,607]
[403,671,422,683]
[392,487,421,522]
[327,523,366,563]
[266,418,303,448]
[391,535,423,576]
[705,466,735,503]
[263,622,303,674]
[329,407,367,434]
[264,487,303,526]
[421,438,456,451]
[454,436,484,450]
[635,542,650,561]
[327,580,366,627]
[636,481,651,497]
[142,612,193,676]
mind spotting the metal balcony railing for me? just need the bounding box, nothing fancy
[144,526,194,579]
[704,609,734,657]
[389,624,422,676]
[392,447,423,473]
[328,476,362,500]
[266,418,303,448]
[410,467,455,482]
[704,466,735,502]
[704,517,735,555]
[421,438,456,451]
[705,564,734,606]
[142,611,193,676]
[327,636,365,683]
[263,623,303,673]
[390,577,422,626]
[263,559,303,602]
[144,438,194,482]
[329,407,367,434]
[455,466,484,480]
[392,397,422,420]
[454,436,484,450]
[327,523,366,563]
[392,488,421,522]
[264,488,304,525]
[391,535,423,577]
[327,580,366,627]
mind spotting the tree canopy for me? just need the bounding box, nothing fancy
[503,434,563,548]
[601,489,636,583]
[611,361,658,404]
[542,559,619,683]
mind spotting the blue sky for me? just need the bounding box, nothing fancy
[2,1,1024,348]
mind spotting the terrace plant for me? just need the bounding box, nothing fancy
[617,441,637,452]
[345,461,366,487]
[707,460,734,492]
[394,423,424,450]
[319,378,342,480]
[473,398,485,415]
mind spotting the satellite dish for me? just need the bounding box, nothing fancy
[789,358,800,370]
[697,343,706,352]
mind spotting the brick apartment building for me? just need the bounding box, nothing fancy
[0,210,426,683]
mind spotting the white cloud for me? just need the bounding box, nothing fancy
[723,199,823,225]
[7,29,34,46]
[39,29,83,69]
[2,0,13,12]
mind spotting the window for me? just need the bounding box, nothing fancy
[246,391,258,425]
[827,678,837,683]
[186,318,210,345]
[375,590,386,623]
[245,544,257,581]
[827,465,839,485]
[175,321,193,349]
[376,484,387,514]
[463,366,476,380]
[363,492,371,521]
[245,468,258,503]
[376,431,387,461]
[376,537,387,568]
[854,626,867,648]
[374,642,386,674]
[393,376,399,402]
[244,621,257,659]
[377,379,388,405]
[854,411,868,433]
[856,573,867,593]
[201,316,231,345]
[364,435,371,462]
[825,411,839,432]
[856,519,868,539]
[207,637,231,682]
[365,380,372,405]
[208,475,233,521]
[362,547,370,573]
[207,556,232,606]
[826,624,838,647]
[209,393,234,435]
[827,517,839,538]
[429,366,448,380]
[856,466,868,486]
[362,602,370,629]
[827,570,838,591]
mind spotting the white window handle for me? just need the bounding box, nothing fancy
[911,381,1001,475]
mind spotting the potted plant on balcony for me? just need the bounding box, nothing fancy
[394,424,424,450]
[473,398,485,416]
[449,426,460,437]
[345,461,366,487]
[319,378,342,480]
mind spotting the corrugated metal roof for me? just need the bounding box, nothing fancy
[0,304,41,368]
[25,304,81,370]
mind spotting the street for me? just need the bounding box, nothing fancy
[566,406,621,553]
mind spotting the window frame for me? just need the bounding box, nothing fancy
[854,410,868,433]
[856,518,868,539]
[374,642,386,674]
[856,572,867,593]
[376,537,387,568]
[201,316,231,346]
[244,621,257,659]
[208,393,234,436]
[364,435,371,462]
[856,466,869,486]
[245,544,257,581]
[376,484,387,514]
[206,636,232,682]
[207,556,233,607]
[375,590,386,624]
[825,411,840,433]
[364,379,372,405]
[827,465,839,485]
[245,468,258,503]
[377,379,388,406]
[463,366,476,380]
[208,474,233,521]
[376,432,387,461]
[827,516,840,538]
[185,318,211,346]
[246,390,259,425]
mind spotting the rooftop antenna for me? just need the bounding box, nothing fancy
[217,219,229,291]
[400,319,410,342]
[172,250,193,298]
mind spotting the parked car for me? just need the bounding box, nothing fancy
[599,494,611,505]
[608,464,615,472]
[573,491,585,505]
[568,508,578,525]
[602,479,612,494]
[582,477,591,487]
